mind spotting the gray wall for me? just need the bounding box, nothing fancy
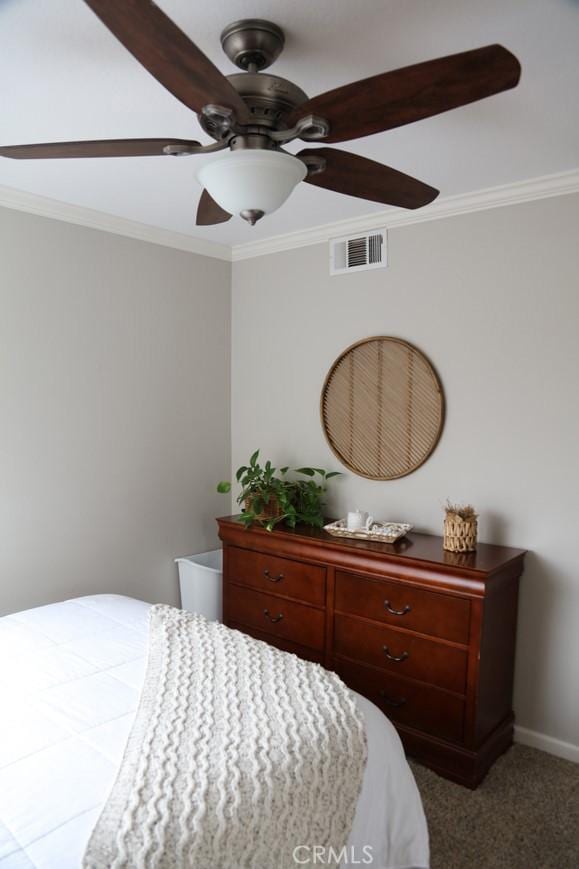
[2,191,577,753]
[0,207,231,614]
[231,193,579,750]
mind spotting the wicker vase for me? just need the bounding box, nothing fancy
[443,515,478,552]
[244,494,283,522]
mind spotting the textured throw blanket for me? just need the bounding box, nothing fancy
[84,605,367,869]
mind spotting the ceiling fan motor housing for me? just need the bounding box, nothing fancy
[199,72,309,140]
[197,18,310,142]
[234,73,307,127]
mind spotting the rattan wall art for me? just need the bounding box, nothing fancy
[321,337,444,480]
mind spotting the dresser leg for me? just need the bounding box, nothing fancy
[396,714,514,789]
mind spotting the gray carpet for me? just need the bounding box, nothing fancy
[410,745,579,869]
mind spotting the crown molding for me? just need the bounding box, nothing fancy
[0,183,232,261]
[231,168,579,261]
[1,169,578,264]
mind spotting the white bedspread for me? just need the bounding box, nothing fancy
[0,595,429,869]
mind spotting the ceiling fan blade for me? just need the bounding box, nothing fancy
[84,0,249,121]
[196,190,232,225]
[299,148,439,209]
[290,44,521,143]
[0,138,202,159]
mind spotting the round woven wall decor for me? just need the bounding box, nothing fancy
[321,337,444,480]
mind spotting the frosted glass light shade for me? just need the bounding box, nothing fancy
[196,149,307,219]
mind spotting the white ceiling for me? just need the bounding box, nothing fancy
[0,0,578,247]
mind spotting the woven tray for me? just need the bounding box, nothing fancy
[324,519,413,543]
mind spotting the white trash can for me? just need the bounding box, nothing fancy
[175,549,222,622]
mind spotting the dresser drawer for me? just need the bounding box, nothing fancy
[335,658,465,744]
[334,614,468,694]
[227,546,325,606]
[334,570,470,645]
[224,584,325,651]
[228,621,325,665]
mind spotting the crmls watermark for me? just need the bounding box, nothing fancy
[292,845,374,865]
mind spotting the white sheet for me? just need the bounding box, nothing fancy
[0,595,429,869]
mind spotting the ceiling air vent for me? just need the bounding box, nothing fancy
[330,229,387,276]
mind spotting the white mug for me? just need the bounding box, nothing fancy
[347,509,374,531]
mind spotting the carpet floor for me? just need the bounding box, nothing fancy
[409,745,579,869]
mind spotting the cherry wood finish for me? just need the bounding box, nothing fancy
[288,45,521,143]
[196,189,232,226]
[0,138,202,160]
[225,584,326,651]
[84,0,249,119]
[333,614,468,694]
[228,621,325,665]
[299,148,438,209]
[218,516,525,788]
[334,570,470,644]
[335,658,465,743]
[228,546,326,606]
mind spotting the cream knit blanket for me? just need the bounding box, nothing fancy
[84,605,367,869]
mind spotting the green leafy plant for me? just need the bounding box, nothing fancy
[217,450,341,532]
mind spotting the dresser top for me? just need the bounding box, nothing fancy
[217,516,526,577]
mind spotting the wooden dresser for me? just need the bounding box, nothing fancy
[218,516,525,787]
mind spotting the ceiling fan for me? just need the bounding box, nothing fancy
[0,0,521,227]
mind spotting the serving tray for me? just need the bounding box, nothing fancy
[323,519,413,543]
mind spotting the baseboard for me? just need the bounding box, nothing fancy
[514,725,579,763]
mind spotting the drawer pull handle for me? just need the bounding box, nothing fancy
[263,569,284,583]
[384,600,411,616]
[379,690,407,708]
[383,645,409,663]
[263,608,284,624]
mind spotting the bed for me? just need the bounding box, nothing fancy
[0,595,429,869]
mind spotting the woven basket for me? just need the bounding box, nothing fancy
[244,494,283,522]
[443,516,478,552]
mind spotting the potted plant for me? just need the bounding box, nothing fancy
[217,450,341,532]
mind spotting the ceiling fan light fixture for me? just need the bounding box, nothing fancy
[196,149,306,223]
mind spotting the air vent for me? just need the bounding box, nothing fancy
[330,229,387,276]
